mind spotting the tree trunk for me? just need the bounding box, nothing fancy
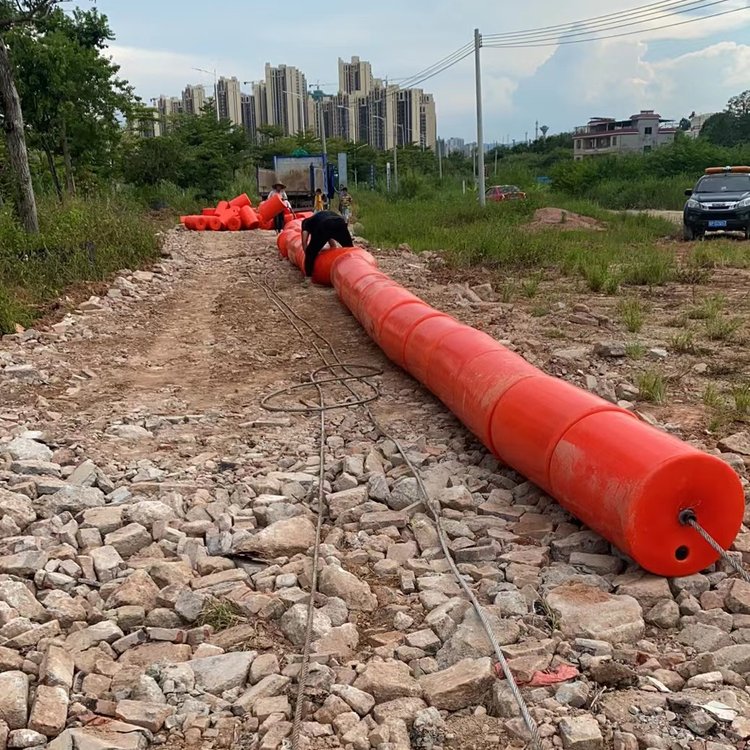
[61,119,75,196]
[0,35,38,233]
[43,143,62,202]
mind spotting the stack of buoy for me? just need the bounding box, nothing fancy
[180,193,314,232]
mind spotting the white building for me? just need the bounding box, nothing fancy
[573,110,677,160]
[181,85,206,116]
[264,63,308,136]
[217,77,242,127]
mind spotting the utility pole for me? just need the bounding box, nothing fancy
[535,120,539,140]
[438,138,443,181]
[474,28,486,207]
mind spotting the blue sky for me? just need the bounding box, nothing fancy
[92,0,750,141]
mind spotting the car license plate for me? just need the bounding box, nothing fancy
[708,220,727,228]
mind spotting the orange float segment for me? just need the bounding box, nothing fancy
[312,247,375,286]
[218,208,242,231]
[353,278,422,340]
[206,216,222,231]
[422,327,518,410]
[240,205,260,230]
[378,302,449,369]
[550,411,745,576]
[202,208,217,216]
[229,193,251,209]
[450,349,538,449]
[402,315,465,387]
[257,193,286,223]
[216,200,230,213]
[489,375,636,488]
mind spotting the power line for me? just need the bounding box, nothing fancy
[482,0,729,41]
[483,4,748,48]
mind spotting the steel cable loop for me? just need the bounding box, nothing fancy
[261,364,382,414]
[249,263,543,750]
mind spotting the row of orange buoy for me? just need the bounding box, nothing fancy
[273,223,745,578]
[180,193,314,232]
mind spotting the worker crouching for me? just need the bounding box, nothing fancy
[301,210,354,278]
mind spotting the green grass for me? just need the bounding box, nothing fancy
[0,194,162,333]
[703,383,723,409]
[732,383,750,417]
[619,297,645,333]
[688,294,725,320]
[626,341,646,360]
[521,273,542,298]
[705,315,742,342]
[637,370,667,404]
[670,331,697,354]
[356,189,676,272]
[197,599,246,631]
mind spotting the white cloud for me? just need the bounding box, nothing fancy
[100,0,750,138]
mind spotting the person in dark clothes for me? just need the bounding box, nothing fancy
[301,210,353,278]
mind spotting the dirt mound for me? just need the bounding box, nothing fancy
[525,207,605,231]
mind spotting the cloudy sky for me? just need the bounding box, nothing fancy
[92,0,750,142]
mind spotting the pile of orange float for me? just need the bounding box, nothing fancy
[181,192,313,232]
[275,221,745,578]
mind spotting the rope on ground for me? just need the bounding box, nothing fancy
[250,264,542,750]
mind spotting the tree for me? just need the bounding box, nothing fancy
[10,7,135,199]
[124,111,250,200]
[727,90,750,117]
[0,0,60,232]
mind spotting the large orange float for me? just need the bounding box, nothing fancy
[273,225,745,577]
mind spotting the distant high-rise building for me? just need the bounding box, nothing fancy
[445,137,465,154]
[264,63,308,136]
[241,93,257,139]
[338,56,374,96]
[182,84,206,116]
[217,76,242,126]
[253,81,269,137]
[395,88,423,146]
[157,95,182,118]
[420,93,437,150]
[151,56,437,152]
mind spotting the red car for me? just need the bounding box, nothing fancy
[486,185,527,202]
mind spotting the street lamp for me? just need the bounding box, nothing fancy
[193,67,219,123]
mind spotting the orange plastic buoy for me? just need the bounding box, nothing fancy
[179,216,188,225]
[184,215,208,231]
[377,302,448,369]
[202,208,217,216]
[312,247,376,286]
[549,410,745,576]
[206,216,222,231]
[216,200,230,213]
[489,375,637,489]
[219,208,242,232]
[229,193,251,209]
[257,193,286,223]
[240,205,260,230]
